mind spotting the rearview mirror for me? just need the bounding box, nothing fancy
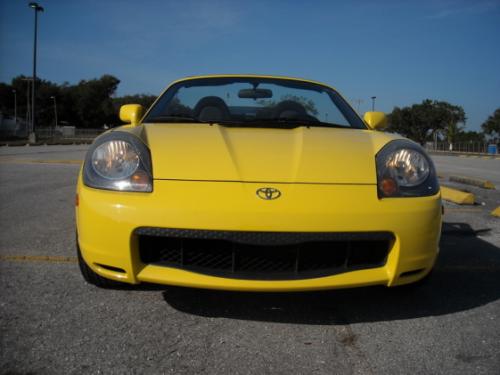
[238,88,273,99]
[119,104,144,126]
[363,111,387,130]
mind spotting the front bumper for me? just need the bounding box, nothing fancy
[76,178,441,291]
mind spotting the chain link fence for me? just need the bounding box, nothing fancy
[1,116,105,143]
[34,127,105,141]
[426,141,499,154]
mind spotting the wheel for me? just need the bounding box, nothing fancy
[77,242,124,288]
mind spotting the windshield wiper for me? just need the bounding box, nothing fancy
[144,115,350,129]
[145,116,254,127]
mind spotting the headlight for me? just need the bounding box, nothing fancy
[92,140,140,179]
[83,132,152,192]
[376,140,438,198]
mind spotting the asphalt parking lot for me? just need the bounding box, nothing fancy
[0,145,499,374]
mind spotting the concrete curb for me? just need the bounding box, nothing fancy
[0,139,93,147]
[0,159,82,165]
[491,207,500,217]
[449,175,496,190]
[441,186,475,205]
[428,150,500,159]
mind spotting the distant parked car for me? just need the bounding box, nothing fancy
[76,75,441,291]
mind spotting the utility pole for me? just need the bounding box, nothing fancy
[352,98,364,113]
[22,77,33,134]
[50,96,58,128]
[12,90,17,123]
[29,2,44,143]
[371,96,376,111]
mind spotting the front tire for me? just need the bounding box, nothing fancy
[77,242,124,288]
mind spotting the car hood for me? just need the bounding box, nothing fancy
[131,123,402,184]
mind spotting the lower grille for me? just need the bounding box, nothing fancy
[136,228,392,280]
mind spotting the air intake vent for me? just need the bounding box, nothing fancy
[136,228,392,280]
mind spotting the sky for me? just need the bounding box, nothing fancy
[1,0,499,131]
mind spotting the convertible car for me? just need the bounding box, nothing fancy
[76,75,441,291]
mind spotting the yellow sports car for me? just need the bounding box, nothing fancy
[76,75,441,291]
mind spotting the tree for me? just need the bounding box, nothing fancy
[111,94,157,126]
[434,101,466,145]
[0,82,15,116]
[113,94,156,110]
[258,94,319,115]
[481,108,500,139]
[69,75,120,128]
[455,130,485,143]
[1,74,162,131]
[33,78,61,128]
[0,76,62,127]
[387,99,466,145]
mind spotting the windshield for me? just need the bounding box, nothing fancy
[144,77,366,129]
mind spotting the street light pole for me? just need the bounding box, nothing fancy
[12,90,17,123]
[371,96,376,111]
[21,77,33,131]
[50,96,58,128]
[29,2,44,143]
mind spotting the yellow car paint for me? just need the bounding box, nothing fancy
[76,74,442,291]
[364,111,388,130]
[143,124,402,183]
[119,104,144,126]
[77,178,441,291]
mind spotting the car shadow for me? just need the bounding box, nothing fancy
[161,222,500,324]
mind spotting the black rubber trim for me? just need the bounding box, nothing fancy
[134,227,394,246]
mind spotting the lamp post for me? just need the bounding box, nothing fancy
[21,77,33,131]
[28,2,44,143]
[50,96,58,128]
[12,90,17,123]
[371,96,376,111]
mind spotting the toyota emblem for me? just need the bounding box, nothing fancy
[256,187,281,200]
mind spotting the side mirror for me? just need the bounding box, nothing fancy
[119,104,144,126]
[363,111,387,130]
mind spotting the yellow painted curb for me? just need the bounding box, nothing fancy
[449,175,496,190]
[492,207,500,217]
[441,186,475,205]
[445,208,482,212]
